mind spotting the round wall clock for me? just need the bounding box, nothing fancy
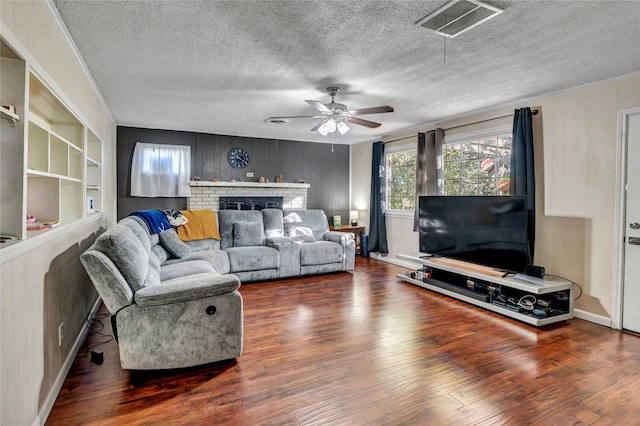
[228,147,249,169]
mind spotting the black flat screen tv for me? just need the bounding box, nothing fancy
[418,195,530,273]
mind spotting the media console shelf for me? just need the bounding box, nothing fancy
[396,252,574,326]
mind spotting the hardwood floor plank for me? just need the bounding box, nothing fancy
[376,394,465,426]
[45,258,640,425]
[477,372,615,425]
[305,400,393,426]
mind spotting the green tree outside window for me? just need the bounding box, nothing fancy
[443,134,511,196]
[386,150,417,211]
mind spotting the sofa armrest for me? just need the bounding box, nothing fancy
[323,231,354,244]
[134,273,240,307]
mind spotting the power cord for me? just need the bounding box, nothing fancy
[82,312,114,355]
[546,274,583,300]
[517,294,537,311]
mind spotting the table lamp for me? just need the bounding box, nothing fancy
[350,210,358,226]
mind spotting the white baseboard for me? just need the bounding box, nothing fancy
[574,308,613,328]
[35,297,102,426]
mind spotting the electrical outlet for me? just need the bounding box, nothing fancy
[246,172,254,178]
[58,323,64,347]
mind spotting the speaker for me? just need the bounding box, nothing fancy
[526,264,545,278]
[361,235,369,258]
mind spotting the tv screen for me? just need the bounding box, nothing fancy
[418,195,530,273]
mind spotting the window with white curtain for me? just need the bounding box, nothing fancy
[131,143,191,197]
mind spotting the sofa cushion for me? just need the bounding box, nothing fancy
[160,228,192,258]
[299,241,343,266]
[175,249,231,275]
[151,244,170,263]
[218,210,263,249]
[145,250,162,287]
[149,233,160,246]
[233,221,264,247]
[285,223,315,242]
[94,224,149,291]
[184,238,220,252]
[262,208,284,238]
[226,246,279,272]
[119,217,152,254]
[161,259,216,281]
[283,210,329,241]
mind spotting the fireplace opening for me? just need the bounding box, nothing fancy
[219,196,283,211]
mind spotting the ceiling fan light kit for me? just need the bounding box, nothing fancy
[267,86,394,137]
[317,119,336,136]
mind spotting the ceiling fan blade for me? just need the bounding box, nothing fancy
[347,117,382,128]
[347,105,394,115]
[310,120,327,132]
[267,115,319,119]
[305,100,332,113]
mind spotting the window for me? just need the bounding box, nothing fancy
[141,147,183,175]
[442,130,512,196]
[385,145,416,213]
[383,129,512,214]
[131,142,191,197]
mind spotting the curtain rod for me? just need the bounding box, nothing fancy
[383,108,540,143]
[383,135,416,144]
[444,108,539,132]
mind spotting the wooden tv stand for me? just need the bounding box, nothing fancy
[396,253,574,326]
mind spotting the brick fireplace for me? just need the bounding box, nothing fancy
[188,181,310,211]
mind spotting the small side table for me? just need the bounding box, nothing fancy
[329,225,366,255]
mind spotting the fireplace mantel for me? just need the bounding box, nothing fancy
[190,181,310,189]
[188,181,310,211]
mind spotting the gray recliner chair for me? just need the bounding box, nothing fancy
[80,217,243,370]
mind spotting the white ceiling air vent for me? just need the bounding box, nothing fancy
[264,118,289,125]
[416,0,503,38]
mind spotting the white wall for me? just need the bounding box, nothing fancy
[351,73,640,320]
[0,1,116,425]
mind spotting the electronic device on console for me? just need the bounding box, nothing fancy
[418,195,530,273]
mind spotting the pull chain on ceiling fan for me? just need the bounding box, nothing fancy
[268,86,394,136]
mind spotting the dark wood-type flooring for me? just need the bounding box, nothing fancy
[47,258,640,425]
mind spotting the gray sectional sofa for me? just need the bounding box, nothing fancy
[160,208,356,281]
[80,208,355,369]
[217,209,356,281]
[81,216,243,370]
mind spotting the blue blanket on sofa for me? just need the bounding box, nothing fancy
[129,210,172,234]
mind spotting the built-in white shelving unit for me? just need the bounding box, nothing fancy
[85,127,102,214]
[27,73,84,226]
[0,37,103,246]
[1,39,26,245]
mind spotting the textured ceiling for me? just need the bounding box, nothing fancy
[53,0,640,144]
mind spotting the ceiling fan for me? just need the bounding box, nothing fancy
[268,86,394,136]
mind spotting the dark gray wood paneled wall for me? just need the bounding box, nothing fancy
[117,126,350,223]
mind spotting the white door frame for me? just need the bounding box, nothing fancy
[612,106,640,330]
